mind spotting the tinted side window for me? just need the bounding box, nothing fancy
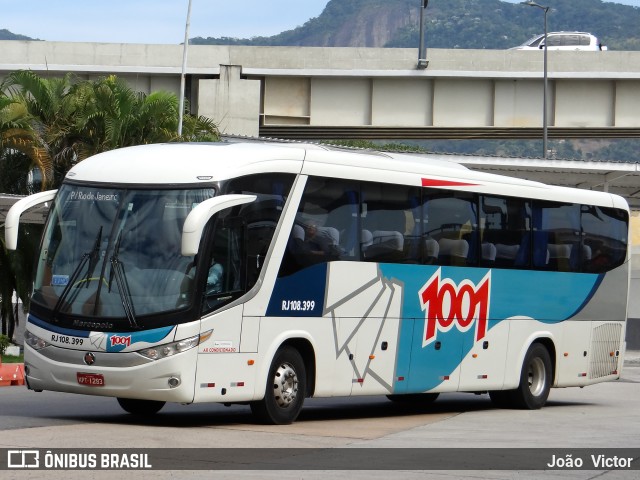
[220,173,295,290]
[565,35,581,46]
[279,177,358,277]
[582,206,628,273]
[423,191,478,267]
[361,182,420,264]
[533,202,582,271]
[546,35,562,46]
[481,196,532,269]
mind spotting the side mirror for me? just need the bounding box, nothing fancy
[4,190,58,250]
[181,194,257,256]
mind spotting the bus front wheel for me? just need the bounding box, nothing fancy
[250,346,307,425]
[117,397,165,416]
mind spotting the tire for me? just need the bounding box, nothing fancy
[117,397,165,416]
[250,346,307,425]
[386,393,439,404]
[511,343,552,410]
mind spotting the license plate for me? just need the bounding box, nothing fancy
[77,373,105,387]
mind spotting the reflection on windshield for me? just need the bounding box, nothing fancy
[33,185,214,321]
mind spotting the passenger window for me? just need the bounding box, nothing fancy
[547,35,562,47]
[582,206,628,273]
[278,177,358,277]
[565,35,580,46]
[481,196,531,269]
[361,183,419,263]
[533,202,581,271]
[423,192,478,267]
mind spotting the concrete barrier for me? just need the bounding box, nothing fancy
[0,359,25,387]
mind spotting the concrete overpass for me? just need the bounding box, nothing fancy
[3,42,640,202]
[0,41,640,201]
[2,41,640,140]
[3,41,640,206]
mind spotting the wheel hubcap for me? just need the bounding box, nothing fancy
[273,362,298,408]
[527,357,546,397]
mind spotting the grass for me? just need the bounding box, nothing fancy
[1,354,24,363]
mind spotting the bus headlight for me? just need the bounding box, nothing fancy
[137,330,212,361]
[24,330,50,350]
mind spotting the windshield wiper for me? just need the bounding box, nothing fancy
[109,231,138,328]
[52,226,102,317]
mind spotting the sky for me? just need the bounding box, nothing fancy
[1,0,639,45]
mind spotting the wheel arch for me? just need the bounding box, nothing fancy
[259,332,317,400]
[531,337,557,386]
[279,337,317,398]
[505,332,558,389]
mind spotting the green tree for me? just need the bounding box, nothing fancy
[0,82,53,340]
[0,93,53,191]
[5,72,219,187]
[72,76,218,158]
[1,71,219,342]
[5,70,84,187]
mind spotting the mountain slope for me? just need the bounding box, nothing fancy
[191,0,640,50]
[0,29,38,41]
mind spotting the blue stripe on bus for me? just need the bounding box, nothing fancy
[266,263,327,317]
[378,265,602,322]
[268,263,603,394]
[28,314,175,351]
[28,315,92,337]
[378,265,602,393]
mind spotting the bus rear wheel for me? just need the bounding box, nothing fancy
[250,346,306,425]
[117,397,165,416]
[491,343,552,410]
[513,343,552,409]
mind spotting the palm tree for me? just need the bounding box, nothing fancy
[4,70,75,187]
[0,88,51,339]
[0,94,53,191]
[73,75,218,158]
[1,71,219,341]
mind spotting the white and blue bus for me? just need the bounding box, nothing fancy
[5,142,629,424]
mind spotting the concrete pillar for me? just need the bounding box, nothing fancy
[198,65,261,137]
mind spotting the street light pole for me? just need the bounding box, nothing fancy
[417,0,429,69]
[178,0,193,137]
[523,1,549,158]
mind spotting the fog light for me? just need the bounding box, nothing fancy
[168,377,181,388]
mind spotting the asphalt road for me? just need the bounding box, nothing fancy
[0,358,639,480]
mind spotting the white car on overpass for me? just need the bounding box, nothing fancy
[512,31,607,51]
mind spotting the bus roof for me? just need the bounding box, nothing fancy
[64,142,627,210]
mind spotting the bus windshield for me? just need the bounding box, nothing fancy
[32,184,215,324]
